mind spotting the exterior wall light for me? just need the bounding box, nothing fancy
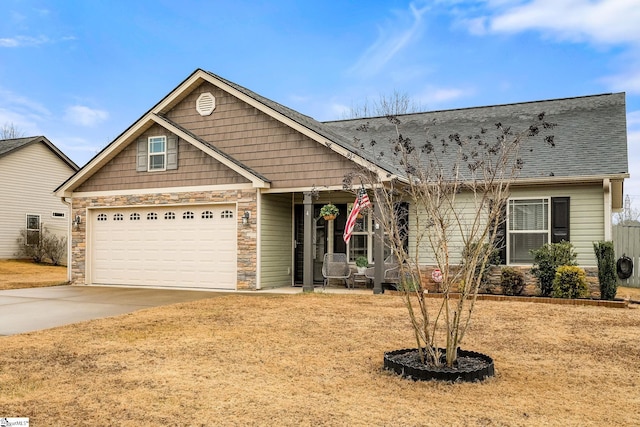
[242,211,251,226]
[73,215,82,229]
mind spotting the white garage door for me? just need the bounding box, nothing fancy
[91,204,237,289]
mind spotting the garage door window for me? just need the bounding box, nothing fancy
[164,212,175,220]
[221,210,233,219]
[147,213,158,220]
[97,214,108,222]
[114,213,123,221]
[183,211,194,219]
[131,213,140,221]
[202,210,214,219]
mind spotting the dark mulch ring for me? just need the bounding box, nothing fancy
[384,347,495,383]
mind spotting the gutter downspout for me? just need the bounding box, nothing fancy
[603,179,612,241]
[61,197,72,283]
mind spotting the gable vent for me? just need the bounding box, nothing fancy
[196,92,216,116]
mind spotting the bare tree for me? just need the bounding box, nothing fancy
[345,113,556,368]
[613,195,640,225]
[1,122,26,139]
[343,90,425,119]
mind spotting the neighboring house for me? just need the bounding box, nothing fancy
[55,69,628,291]
[1,136,79,262]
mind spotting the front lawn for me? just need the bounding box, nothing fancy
[0,293,638,425]
[0,259,68,290]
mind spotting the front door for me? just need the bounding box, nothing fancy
[294,204,347,285]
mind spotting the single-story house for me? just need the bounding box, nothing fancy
[1,136,79,263]
[55,69,628,292]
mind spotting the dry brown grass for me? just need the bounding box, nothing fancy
[1,291,639,426]
[0,259,68,290]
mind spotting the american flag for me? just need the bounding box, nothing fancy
[343,190,371,243]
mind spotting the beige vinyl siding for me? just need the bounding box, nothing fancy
[409,183,604,268]
[0,143,74,260]
[259,193,293,288]
[167,82,357,189]
[509,185,603,266]
[76,125,250,192]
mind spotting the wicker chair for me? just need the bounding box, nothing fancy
[322,253,352,289]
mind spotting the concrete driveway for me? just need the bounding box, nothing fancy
[0,285,224,336]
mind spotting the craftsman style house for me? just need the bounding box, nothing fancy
[1,136,79,262]
[55,69,628,291]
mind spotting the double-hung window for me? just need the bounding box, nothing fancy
[347,205,370,263]
[508,198,549,264]
[26,214,41,246]
[148,136,166,171]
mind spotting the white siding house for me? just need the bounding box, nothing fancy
[0,137,79,262]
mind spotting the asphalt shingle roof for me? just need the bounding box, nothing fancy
[0,136,41,158]
[323,93,628,180]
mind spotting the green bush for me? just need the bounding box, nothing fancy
[530,241,577,296]
[552,265,589,299]
[500,267,525,296]
[593,241,617,300]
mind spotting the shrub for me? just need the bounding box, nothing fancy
[355,256,368,268]
[552,265,589,299]
[593,241,617,300]
[530,241,577,296]
[500,267,525,296]
[15,227,67,265]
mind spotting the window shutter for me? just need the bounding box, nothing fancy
[551,197,570,243]
[136,137,147,171]
[493,201,507,264]
[167,135,178,170]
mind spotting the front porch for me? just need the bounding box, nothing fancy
[259,190,392,294]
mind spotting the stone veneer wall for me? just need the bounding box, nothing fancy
[419,265,601,297]
[70,190,257,289]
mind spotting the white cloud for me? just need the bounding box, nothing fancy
[0,88,50,136]
[0,35,49,48]
[349,1,430,77]
[601,68,640,95]
[627,111,640,127]
[64,105,109,127]
[474,0,640,46]
[416,85,473,107]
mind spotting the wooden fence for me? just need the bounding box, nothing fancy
[613,225,640,288]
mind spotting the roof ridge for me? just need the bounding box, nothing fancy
[323,92,625,124]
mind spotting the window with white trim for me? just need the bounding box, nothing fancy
[347,204,371,263]
[51,211,66,218]
[148,136,166,171]
[26,214,40,246]
[508,198,549,264]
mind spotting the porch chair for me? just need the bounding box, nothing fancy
[364,253,401,289]
[322,253,352,289]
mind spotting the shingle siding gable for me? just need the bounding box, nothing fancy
[75,125,251,192]
[165,81,358,189]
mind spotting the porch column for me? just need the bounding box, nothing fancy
[373,192,384,294]
[303,192,314,293]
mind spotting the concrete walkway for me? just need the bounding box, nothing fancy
[0,285,371,336]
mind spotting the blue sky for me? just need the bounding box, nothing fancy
[1,0,639,207]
